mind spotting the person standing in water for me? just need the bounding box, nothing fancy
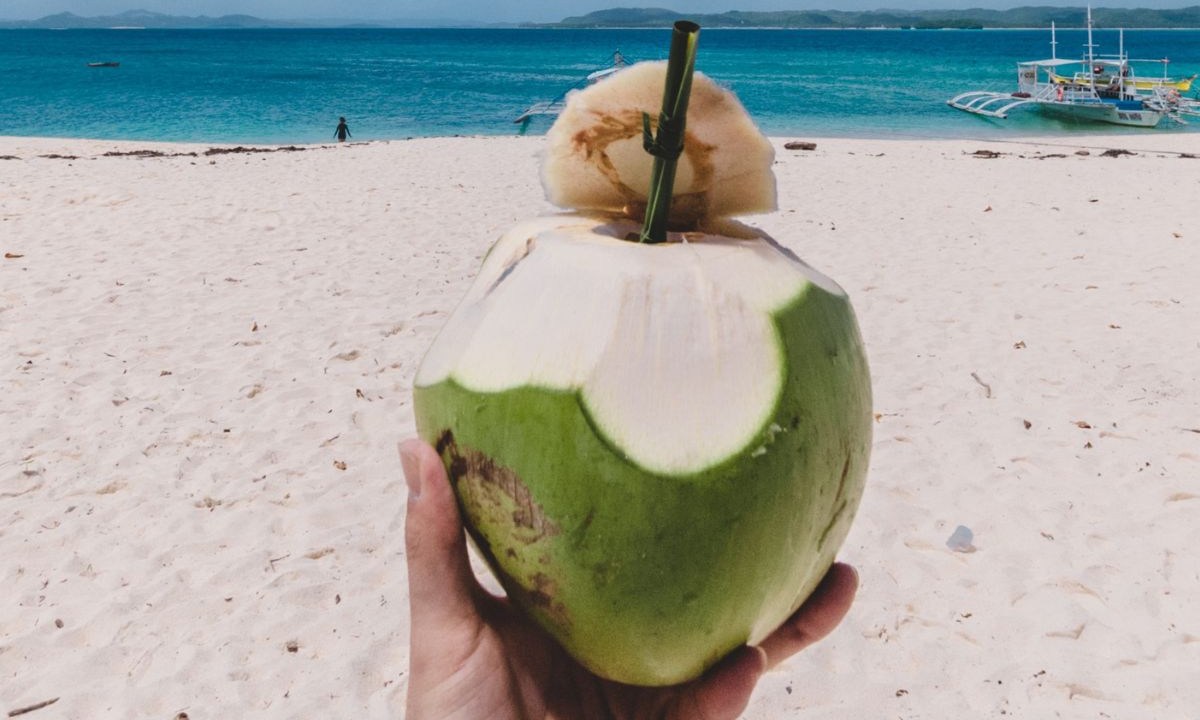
[334,117,351,143]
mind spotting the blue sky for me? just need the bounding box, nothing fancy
[3,1,1196,23]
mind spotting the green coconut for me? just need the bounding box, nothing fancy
[412,54,871,687]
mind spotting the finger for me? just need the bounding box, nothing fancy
[668,645,767,720]
[402,438,480,634]
[757,563,858,669]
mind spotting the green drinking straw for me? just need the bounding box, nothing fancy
[637,20,700,245]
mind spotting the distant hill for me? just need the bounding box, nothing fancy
[0,10,301,28]
[0,9,495,29]
[539,6,1200,29]
[6,6,1200,30]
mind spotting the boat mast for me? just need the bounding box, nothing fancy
[1045,21,1057,91]
[1119,27,1126,96]
[1086,5,1097,92]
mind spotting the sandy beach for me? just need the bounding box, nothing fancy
[3,132,1199,718]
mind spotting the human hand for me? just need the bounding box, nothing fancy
[401,438,858,720]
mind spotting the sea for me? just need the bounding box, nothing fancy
[2,26,1199,143]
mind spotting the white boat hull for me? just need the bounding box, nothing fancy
[1037,100,1163,127]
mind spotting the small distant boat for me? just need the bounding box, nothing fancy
[514,51,629,125]
[87,61,120,68]
[948,8,1198,128]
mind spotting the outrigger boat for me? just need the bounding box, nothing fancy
[948,9,1199,128]
[514,51,629,125]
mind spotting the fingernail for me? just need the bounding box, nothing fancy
[399,440,422,499]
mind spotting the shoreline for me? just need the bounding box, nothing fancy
[3,133,1199,718]
[4,130,1200,155]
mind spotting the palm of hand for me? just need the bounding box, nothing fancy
[402,439,857,720]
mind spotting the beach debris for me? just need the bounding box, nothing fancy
[970,372,993,398]
[1047,624,1086,640]
[195,496,223,510]
[1075,149,1090,156]
[983,205,992,212]
[286,640,299,653]
[1032,153,1067,160]
[174,713,190,720]
[1173,232,1183,238]
[970,149,1002,159]
[1023,419,1032,429]
[6,698,60,717]
[0,155,18,160]
[1100,148,1135,158]
[102,149,178,158]
[784,141,817,150]
[1013,340,1026,349]
[4,253,24,259]
[203,145,308,156]
[333,460,347,471]
[946,525,976,553]
[1074,420,1093,429]
[1180,153,1197,159]
[38,153,78,160]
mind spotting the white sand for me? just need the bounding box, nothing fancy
[2,133,1199,718]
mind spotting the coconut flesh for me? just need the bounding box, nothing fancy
[413,62,872,687]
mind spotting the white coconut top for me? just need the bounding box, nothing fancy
[542,62,777,224]
[416,216,845,475]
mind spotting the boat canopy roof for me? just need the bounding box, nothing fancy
[1020,59,1079,68]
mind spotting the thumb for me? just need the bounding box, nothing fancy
[669,646,766,720]
[401,438,480,635]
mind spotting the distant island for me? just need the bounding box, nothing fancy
[0,9,490,29]
[538,6,1200,29]
[4,6,1200,30]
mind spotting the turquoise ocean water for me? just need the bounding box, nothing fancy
[2,27,1199,143]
